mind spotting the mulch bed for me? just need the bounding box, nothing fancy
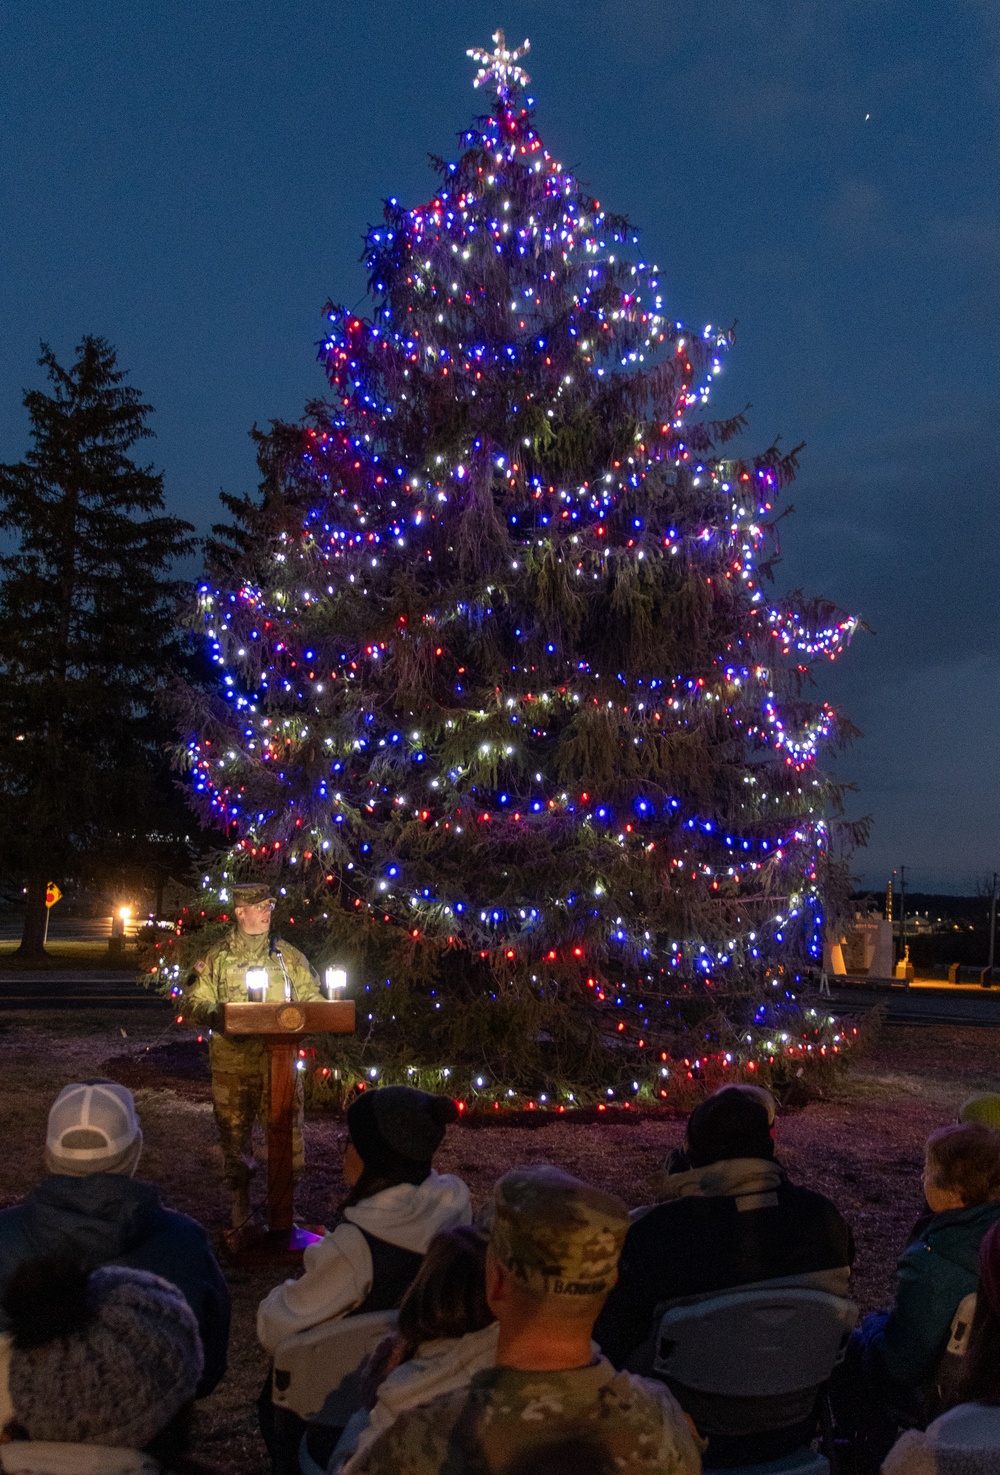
[101,1035,213,1099]
[0,1010,996,1474]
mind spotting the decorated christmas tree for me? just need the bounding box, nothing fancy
[176,34,861,1104]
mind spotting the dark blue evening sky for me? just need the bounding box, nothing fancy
[2,0,997,890]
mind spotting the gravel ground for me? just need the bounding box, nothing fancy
[0,1010,996,1474]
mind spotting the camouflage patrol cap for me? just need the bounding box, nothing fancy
[490,1164,629,1299]
[232,884,275,907]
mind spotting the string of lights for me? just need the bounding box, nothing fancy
[174,33,859,1103]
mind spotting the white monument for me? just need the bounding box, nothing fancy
[824,911,894,980]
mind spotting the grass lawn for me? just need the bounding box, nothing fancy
[0,1008,996,1473]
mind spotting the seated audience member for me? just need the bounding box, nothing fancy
[347,1164,704,1475]
[836,1123,1000,1474]
[0,1257,207,1475]
[322,1225,495,1472]
[257,1088,471,1353]
[896,1104,1000,1262]
[593,1085,854,1370]
[0,1080,230,1396]
[881,1217,1000,1475]
[257,1089,470,1474]
[657,1083,778,1181]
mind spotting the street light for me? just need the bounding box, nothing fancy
[109,904,132,957]
[985,872,997,989]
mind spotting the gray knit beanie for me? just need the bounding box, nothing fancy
[5,1266,203,1449]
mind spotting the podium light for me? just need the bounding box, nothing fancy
[323,967,348,1000]
[245,967,268,1002]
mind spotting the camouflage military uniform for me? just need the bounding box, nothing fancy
[350,1165,704,1475]
[185,926,323,1189]
[349,1360,704,1475]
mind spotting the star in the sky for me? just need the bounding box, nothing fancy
[467,29,531,94]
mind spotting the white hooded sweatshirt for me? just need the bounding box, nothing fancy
[336,1322,499,1473]
[256,1171,472,1353]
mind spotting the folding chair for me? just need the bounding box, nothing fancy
[272,1308,399,1422]
[653,1286,858,1474]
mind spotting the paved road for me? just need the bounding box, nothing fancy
[0,917,151,942]
[826,983,1000,1027]
[0,971,997,1025]
[0,971,174,1011]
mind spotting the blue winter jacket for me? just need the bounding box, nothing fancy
[0,1175,230,1396]
[867,1198,1000,1390]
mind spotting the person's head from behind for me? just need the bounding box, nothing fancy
[395,1225,493,1360]
[45,1080,143,1179]
[485,1165,629,1367]
[923,1123,1000,1214]
[342,1086,460,1204]
[683,1085,774,1169]
[956,1217,1000,1406]
[1,1258,203,1456]
[728,1082,777,1129]
[959,1095,1000,1132]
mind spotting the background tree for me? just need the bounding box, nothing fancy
[176,38,861,1101]
[0,337,200,959]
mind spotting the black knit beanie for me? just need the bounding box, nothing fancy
[347,1087,459,1180]
[685,1086,774,1168]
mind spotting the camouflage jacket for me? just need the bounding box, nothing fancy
[349,1358,705,1475]
[185,927,323,1067]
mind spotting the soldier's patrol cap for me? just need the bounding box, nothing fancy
[231,884,275,907]
[489,1164,629,1299]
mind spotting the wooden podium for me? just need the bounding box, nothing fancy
[222,998,355,1257]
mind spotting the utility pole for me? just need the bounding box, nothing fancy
[987,872,997,987]
[899,865,906,964]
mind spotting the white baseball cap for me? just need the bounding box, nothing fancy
[46,1081,143,1177]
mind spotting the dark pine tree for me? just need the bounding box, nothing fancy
[178,37,862,1102]
[0,337,198,959]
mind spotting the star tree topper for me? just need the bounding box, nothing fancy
[467,29,531,94]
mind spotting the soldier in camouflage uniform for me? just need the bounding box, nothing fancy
[185,884,324,1231]
[346,1164,704,1475]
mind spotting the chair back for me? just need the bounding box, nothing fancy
[716,1451,829,1475]
[932,1292,977,1418]
[654,1287,857,1398]
[272,1308,399,1420]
